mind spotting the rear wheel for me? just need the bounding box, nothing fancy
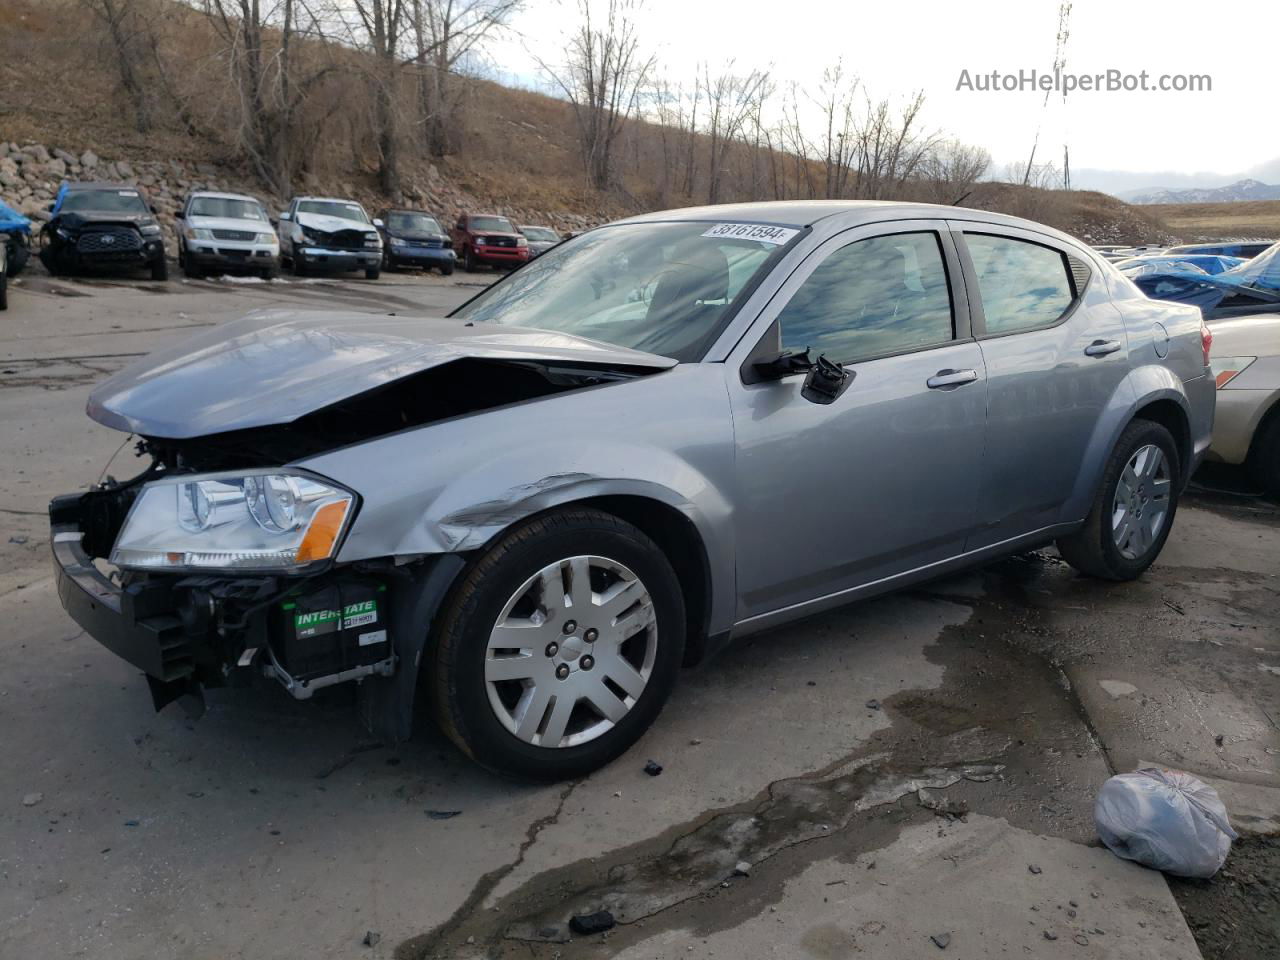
[1249,413,1280,497]
[0,269,7,310]
[1057,419,1180,580]
[433,509,685,781]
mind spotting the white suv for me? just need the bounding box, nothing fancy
[277,196,382,279]
[176,191,279,280]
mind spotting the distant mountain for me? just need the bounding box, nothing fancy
[1122,179,1280,205]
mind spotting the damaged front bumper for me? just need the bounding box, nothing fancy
[49,489,461,736]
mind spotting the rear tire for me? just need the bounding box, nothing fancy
[1056,419,1180,581]
[1248,413,1280,497]
[432,509,685,781]
[0,270,8,310]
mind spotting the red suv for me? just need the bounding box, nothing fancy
[451,213,530,272]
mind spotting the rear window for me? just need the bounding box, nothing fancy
[965,234,1075,334]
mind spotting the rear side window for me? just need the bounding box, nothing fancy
[965,234,1075,334]
[778,231,954,363]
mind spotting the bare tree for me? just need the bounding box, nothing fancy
[849,90,939,200]
[76,0,156,132]
[539,0,655,191]
[348,0,409,195]
[702,62,770,204]
[411,0,520,157]
[811,61,858,199]
[202,0,338,197]
[919,139,991,205]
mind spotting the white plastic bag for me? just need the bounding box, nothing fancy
[1095,767,1237,878]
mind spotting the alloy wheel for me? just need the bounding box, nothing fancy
[484,555,657,748]
[1111,443,1171,560]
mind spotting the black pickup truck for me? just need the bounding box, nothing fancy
[39,182,168,280]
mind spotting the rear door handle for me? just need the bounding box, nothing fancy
[1084,339,1122,357]
[926,368,979,389]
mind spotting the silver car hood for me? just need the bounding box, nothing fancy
[87,310,676,439]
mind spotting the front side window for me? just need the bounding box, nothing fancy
[452,221,788,361]
[966,233,1074,334]
[777,231,954,363]
[297,200,369,223]
[189,197,267,221]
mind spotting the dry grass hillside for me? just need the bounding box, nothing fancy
[0,0,1221,247]
[1147,200,1280,242]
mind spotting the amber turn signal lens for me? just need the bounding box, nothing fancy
[295,499,351,564]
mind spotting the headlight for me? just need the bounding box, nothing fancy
[140,223,162,236]
[111,470,355,573]
[1210,356,1255,388]
[300,227,321,244]
[363,234,381,248]
[389,236,406,247]
[255,232,276,244]
[186,227,214,241]
[516,236,528,248]
[473,236,487,245]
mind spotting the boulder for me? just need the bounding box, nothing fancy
[53,147,76,165]
[115,160,135,178]
[28,144,50,163]
[46,158,66,178]
[80,149,99,169]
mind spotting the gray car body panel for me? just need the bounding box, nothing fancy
[90,200,1214,642]
[86,310,675,438]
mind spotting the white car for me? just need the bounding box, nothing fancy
[1207,313,1280,493]
[277,196,382,279]
[176,191,279,280]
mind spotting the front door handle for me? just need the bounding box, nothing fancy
[1085,339,1122,357]
[927,368,979,389]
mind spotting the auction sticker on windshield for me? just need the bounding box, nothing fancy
[701,223,800,245]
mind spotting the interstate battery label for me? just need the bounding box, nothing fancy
[293,600,380,638]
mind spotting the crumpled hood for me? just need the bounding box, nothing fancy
[295,212,376,235]
[87,310,675,439]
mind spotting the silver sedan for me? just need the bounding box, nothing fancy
[53,201,1215,780]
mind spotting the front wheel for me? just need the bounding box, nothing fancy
[433,509,686,781]
[1249,415,1280,497]
[150,256,168,282]
[439,262,454,276]
[365,266,381,280]
[463,248,477,272]
[1057,419,1180,580]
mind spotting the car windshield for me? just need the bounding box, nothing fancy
[189,196,267,221]
[470,216,516,232]
[298,200,369,223]
[388,212,442,234]
[61,188,148,214]
[521,226,560,242]
[451,221,793,361]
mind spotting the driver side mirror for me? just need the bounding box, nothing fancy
[278,211,292,221]
[373,218,384,228]
[750,347,853,404]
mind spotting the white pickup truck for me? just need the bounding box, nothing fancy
[277,196,382,279]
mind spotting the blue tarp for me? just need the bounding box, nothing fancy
[1132,240,1280,312]
[0,199,30,235]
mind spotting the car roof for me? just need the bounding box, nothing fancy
[187,190,261,203]
[612,199,1084,242]
[294,196,365,204]
[383,208,440,215]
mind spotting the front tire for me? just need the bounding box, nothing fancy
[365,266,381,280]
[150,256,168,282]
[1057,419,1180,580]
[463,247,477,272]
[433,509,686,781]
[440,262,454,276]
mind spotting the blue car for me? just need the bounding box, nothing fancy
[375,208,456,275]
[1116,254,1245,277]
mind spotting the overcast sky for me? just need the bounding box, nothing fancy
[487,0,1276,191]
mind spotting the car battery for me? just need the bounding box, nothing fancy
[270,579,390,682]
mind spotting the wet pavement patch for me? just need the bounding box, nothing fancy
[395,567,1113,959]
